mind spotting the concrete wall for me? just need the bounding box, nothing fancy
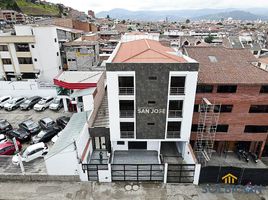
[0,174,80,182]
[0,81,57,97]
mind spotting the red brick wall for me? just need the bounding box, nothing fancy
[191,84,268,143]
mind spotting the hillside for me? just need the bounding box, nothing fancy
[0,0,60,16]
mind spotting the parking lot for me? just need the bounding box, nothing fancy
[0,107,73,174]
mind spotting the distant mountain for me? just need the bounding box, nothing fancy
[193,10,268,21]
[96,8,268,21]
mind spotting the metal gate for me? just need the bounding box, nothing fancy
[82,164,108,181]
[111,164,164,182]
[167,164,195,183]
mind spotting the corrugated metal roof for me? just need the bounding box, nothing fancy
[45,111,91,159]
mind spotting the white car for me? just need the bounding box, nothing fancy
[0,96,12,109]
[12,142,48,165]
[33,97,54,111]
[4,97,25,111]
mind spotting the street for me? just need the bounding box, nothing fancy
[0,181,267,200]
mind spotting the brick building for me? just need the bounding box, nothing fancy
[184,46,268,158]
[50,18,97,32]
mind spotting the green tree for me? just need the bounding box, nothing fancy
[204,35,215,43]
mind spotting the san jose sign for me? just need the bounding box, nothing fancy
[137,107,166,114]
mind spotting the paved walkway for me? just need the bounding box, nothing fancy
[0,181,267,200]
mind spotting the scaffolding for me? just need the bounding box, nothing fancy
[195,98,221,165]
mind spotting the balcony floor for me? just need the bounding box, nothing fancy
[112,150,159,164]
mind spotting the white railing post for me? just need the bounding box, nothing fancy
[164,163,168,184]
[193,164,201,185]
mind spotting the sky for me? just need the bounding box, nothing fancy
[46,0,268,13]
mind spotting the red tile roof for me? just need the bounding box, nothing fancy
[112,39,187,63]
[185,46,268,84]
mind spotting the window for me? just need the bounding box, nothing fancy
[249,105,268,113]
[194,104,199,112]
[54,38,57,43]
[0,45,8,51]
[31,45,35,48]
[191,124,198,132]
[2,58,12,65]
[148,76,157,80]
[18,57,33,64]
[217,85,237,93]
[57,52,59,56]
[196,85,213,93]
[34,58,37,62]
[214,105,233,113]
[117,141,125,145]
[148,101,156,105]
[216,125,229,132]
[15,43,30,52]
[244,125,268,133]
[260,85,268,93]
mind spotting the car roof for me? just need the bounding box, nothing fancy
[22,119,35,125]
[12,97,24,100]
[0,119,7,123]
[26,142,45,152]
[41,117,54,123]
[28,96,41,100]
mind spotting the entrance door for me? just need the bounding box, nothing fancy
[94,137,106,150]
[128,142,147,149]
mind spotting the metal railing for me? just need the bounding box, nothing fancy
[166,131,181,138]
[168,110,182,118]
[170,87,185,95]
[119,87,134,95]
[120,131,134,139]
[120,110,134,118]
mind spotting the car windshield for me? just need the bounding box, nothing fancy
[23,100,31,104]
[38,99,46,105]
[37,130,46,138]
[7,99,16,104]
[52,99,60,104]
[26,121,37,129]
[0,120,8,128]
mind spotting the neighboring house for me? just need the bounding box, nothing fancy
[184,46,268,161]
[257,55,268,71]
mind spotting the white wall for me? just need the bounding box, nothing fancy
[111,141,128,151]
[76,122,90,160]
[82,95,93,111]
[183,143,197,165]
[0,81,57,97]
[147,141,160,152]
[45,149,79,175]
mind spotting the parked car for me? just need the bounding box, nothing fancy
[0,96,11,109]
[33,97,54,111]
[5,128,31,143]
[39,117,60,131]
[19,119,41,135]
[0,140,21,155]
[4,97,25,111]
[12,142,48,165]
[56,116,70,130]
[20,96,42,110]
[51,131,62,144]
[49,98,63,111]
[32,128,59,144]
[0,119,12,134]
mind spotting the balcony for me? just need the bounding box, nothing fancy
[170,87,185,95]
[120,131,134,139]
[120,110,134,118]
[166,131,180,138]
[119,87,134,95]
[168,110,182,118]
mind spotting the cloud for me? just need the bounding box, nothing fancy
[47,0,268,12]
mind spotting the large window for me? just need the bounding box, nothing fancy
[170,76,185,95]
[216,125,229,132]
[18,57,33,64]
[0,45,8,51]
[191,124,198,132]
[167,122,181,138]
[244,125,268,133]
[2,58,12,65]
[118,76,134,95]
[217,85,237,93]
[194,104,199,112]
[15,43,30,52]
[120,122,134,138]
[196,85,213,93]
[249,105,268,113]
[260,85,268,93]
[214,105,233,113]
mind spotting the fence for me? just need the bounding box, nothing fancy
[199,166,268,185]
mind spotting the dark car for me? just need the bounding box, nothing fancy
[19,119,41,135]
[20,96,42,110]
[0,140,22,155]
[56,116,70,130]
[39,117,60,131]
[32,128,59,144]
[5,128,31,143]
[0,119,12,134]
